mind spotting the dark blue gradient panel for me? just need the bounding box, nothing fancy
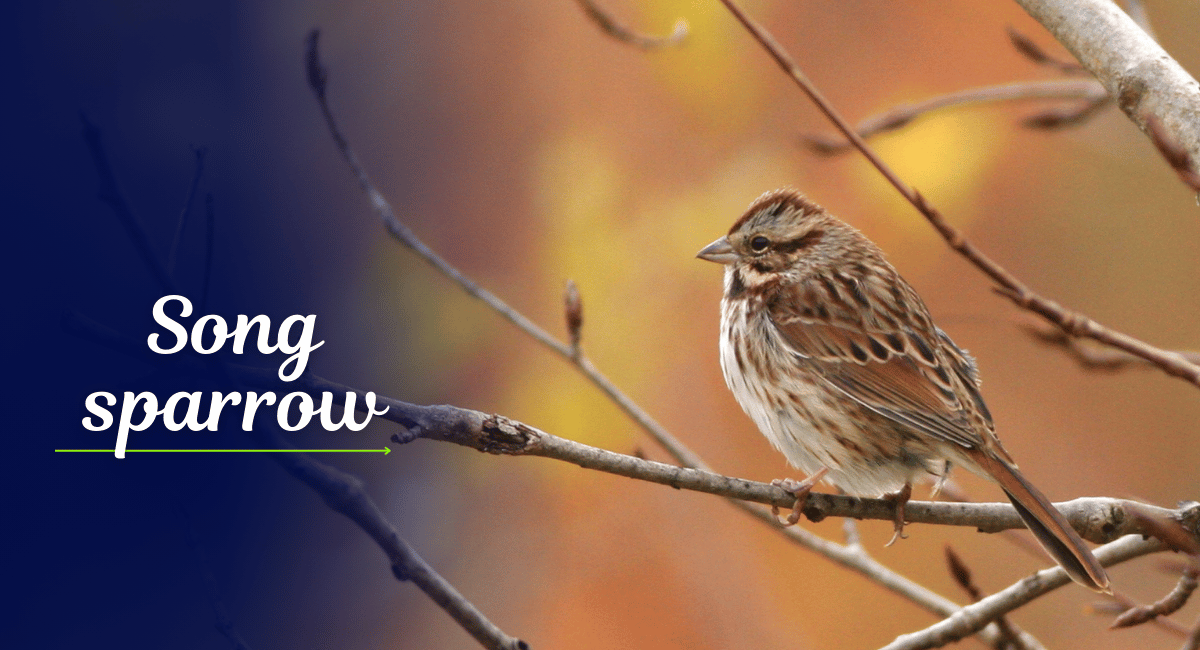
[11,2,392,647]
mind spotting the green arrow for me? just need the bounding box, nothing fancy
[55,447,391,455]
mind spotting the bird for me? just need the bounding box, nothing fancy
[696,188,1109,592]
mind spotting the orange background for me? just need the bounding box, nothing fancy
[242,1,1198,648]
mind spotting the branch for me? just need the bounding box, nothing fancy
[176,500,254,650]
[715,0,1200,388]
[74,309,1187,550]
[1005,26,1087,74]
[249,423,528,650]
[882,535,1167,650]
[804,79,1108,154]
[1023,322,1200,373]
[944,547,1024,650]
[1111,565,1198,629]
[1014,0,1200,180]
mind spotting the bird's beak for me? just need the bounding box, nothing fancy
[696,236,737,264]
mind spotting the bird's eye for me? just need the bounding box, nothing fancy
[749,236,770,252]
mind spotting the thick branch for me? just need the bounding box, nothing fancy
[65,309,1193,550]
[1014,0,1200,173]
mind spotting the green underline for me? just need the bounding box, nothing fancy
[56,448,391,454]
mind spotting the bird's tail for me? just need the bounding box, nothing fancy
[973,451,1110,593]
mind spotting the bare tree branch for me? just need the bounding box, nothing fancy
[715,0,1200,388]
[176,500,254,650]
[1146,114,1200,193]
[70,309,1188,550]
[1111,565,1198,629]
[882,535,1167,650]
[1014,0,1200,180]
[250,423,528,650]
[1022,322,1200,372]
[804,79,1108,154]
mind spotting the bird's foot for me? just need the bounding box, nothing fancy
[770,467,829,526]
[883,482,913,546]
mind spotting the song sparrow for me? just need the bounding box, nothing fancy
[697,189,1109,592]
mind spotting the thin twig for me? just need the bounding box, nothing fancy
[945,546,1025,650]
[807,29,1107,153]
[1146,114,1200,193]
[1006,26,1087,74]
[1020,94,1111,129]
[1111,566,1198,629]
[717,0,1200,388]
[574,0,687,50]
[168,147,207,275]
[804,80,1107,154]
[1184,617,1200,650]
[1092,594,1191,637]
[1023,322,1200,372]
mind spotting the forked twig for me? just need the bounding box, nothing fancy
[250,423,529,650]
[717,0,1200,388]
[805,27,1108,153]
[1023,322,1200,373]
[1110,566,1198,629]
[882,536,1167,650]
[804,80,1107,154]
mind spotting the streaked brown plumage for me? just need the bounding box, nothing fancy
[698,189,1109,592]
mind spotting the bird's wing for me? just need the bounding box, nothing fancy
[768,281,988,451]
